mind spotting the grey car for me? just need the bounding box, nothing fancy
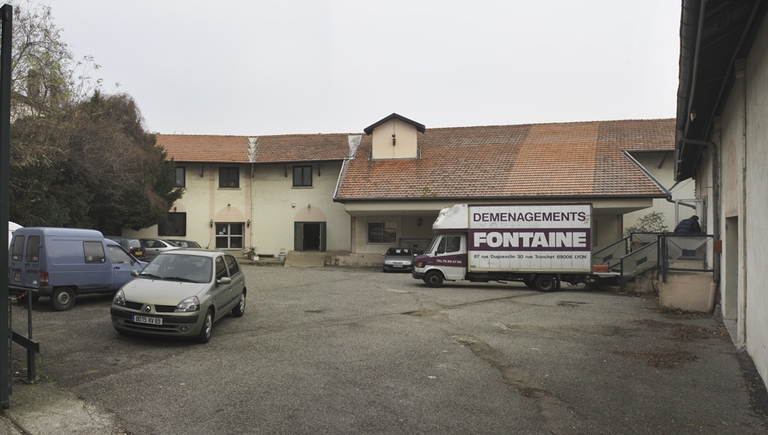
[140,238,179,260]
[382,247,415,272]
[110,249,247,343]
[166,239,203,249]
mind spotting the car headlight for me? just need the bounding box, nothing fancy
[175,296,200,312]
[113,289,125,307]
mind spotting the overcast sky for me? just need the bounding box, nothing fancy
[45,0,681,136]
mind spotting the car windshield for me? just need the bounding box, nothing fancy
[386,248,411,256]
[140,254,213,283]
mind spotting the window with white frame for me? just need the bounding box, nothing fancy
[215,223,244,249]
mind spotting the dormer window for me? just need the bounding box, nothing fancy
[364,113,425,160]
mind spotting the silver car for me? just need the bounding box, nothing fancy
[140,238,179,260]
[110,249,247,343]
[382,247,415,272]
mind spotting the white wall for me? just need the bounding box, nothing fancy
[744,17,768,387]
[703,15,768,390]
[623,151,696,234]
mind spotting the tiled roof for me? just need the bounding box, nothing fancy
[156,133,351,164]
[336,119,674,201]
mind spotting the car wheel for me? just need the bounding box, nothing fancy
[51,287,76,311]
[534,275,558,292]
[197,309,214,344]
[424,271,444,288]
[232,291,246,317]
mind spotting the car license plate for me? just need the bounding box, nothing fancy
[133,315,162,325]
[135,250,143,256]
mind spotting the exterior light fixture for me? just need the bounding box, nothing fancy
[247,219,251,228]
[209,219,213,228]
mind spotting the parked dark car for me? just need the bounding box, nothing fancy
[106,236,146,261]
[382,247,415,272]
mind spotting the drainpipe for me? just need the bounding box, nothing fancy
[679,137,721,285]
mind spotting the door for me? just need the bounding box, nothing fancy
[293,222,326,252]
[108,245,143,290]
[212,255,236,321]
[9,233,38,290]
[432,234,467,281]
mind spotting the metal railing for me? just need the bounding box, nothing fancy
[606,232,714,290]
[620,239,660,289]
[592,237,629,270]
[660,233,714,281]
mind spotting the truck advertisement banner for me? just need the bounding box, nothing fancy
[467,204,592,272]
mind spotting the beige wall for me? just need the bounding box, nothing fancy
[251,162,350,255]
[371,119,419,159]
[127,162,349,257]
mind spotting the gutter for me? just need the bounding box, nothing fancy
[622,150,671,200]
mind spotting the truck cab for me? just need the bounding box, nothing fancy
[413,233,467,286]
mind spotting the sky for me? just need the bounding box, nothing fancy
[42,0,682,136]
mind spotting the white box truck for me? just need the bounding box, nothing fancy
[412,204,611,291]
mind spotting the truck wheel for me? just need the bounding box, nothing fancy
[51,287,76,311]
[534,275,558,292]
[424,271,444,288]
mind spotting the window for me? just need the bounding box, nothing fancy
[214,223,244,249]
[174,167,186,188]
[224,254,240,276]
[159,212,186,237]
[215,256,228,280]
[367,221,397,244]
[108,245,132,264]
[293,165,312,187]
[83,241,106,264]
[437,236,461,254]
[12,235,25,261]
[219,167,240,188]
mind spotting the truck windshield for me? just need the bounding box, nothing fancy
[425,237,440,255]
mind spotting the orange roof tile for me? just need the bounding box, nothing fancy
[156,133,351,163]
[336,119,674,201]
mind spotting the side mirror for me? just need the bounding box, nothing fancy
[217,277,232,285]
[131,270,139,277]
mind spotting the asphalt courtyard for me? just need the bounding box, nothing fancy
[2,265,768,435]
